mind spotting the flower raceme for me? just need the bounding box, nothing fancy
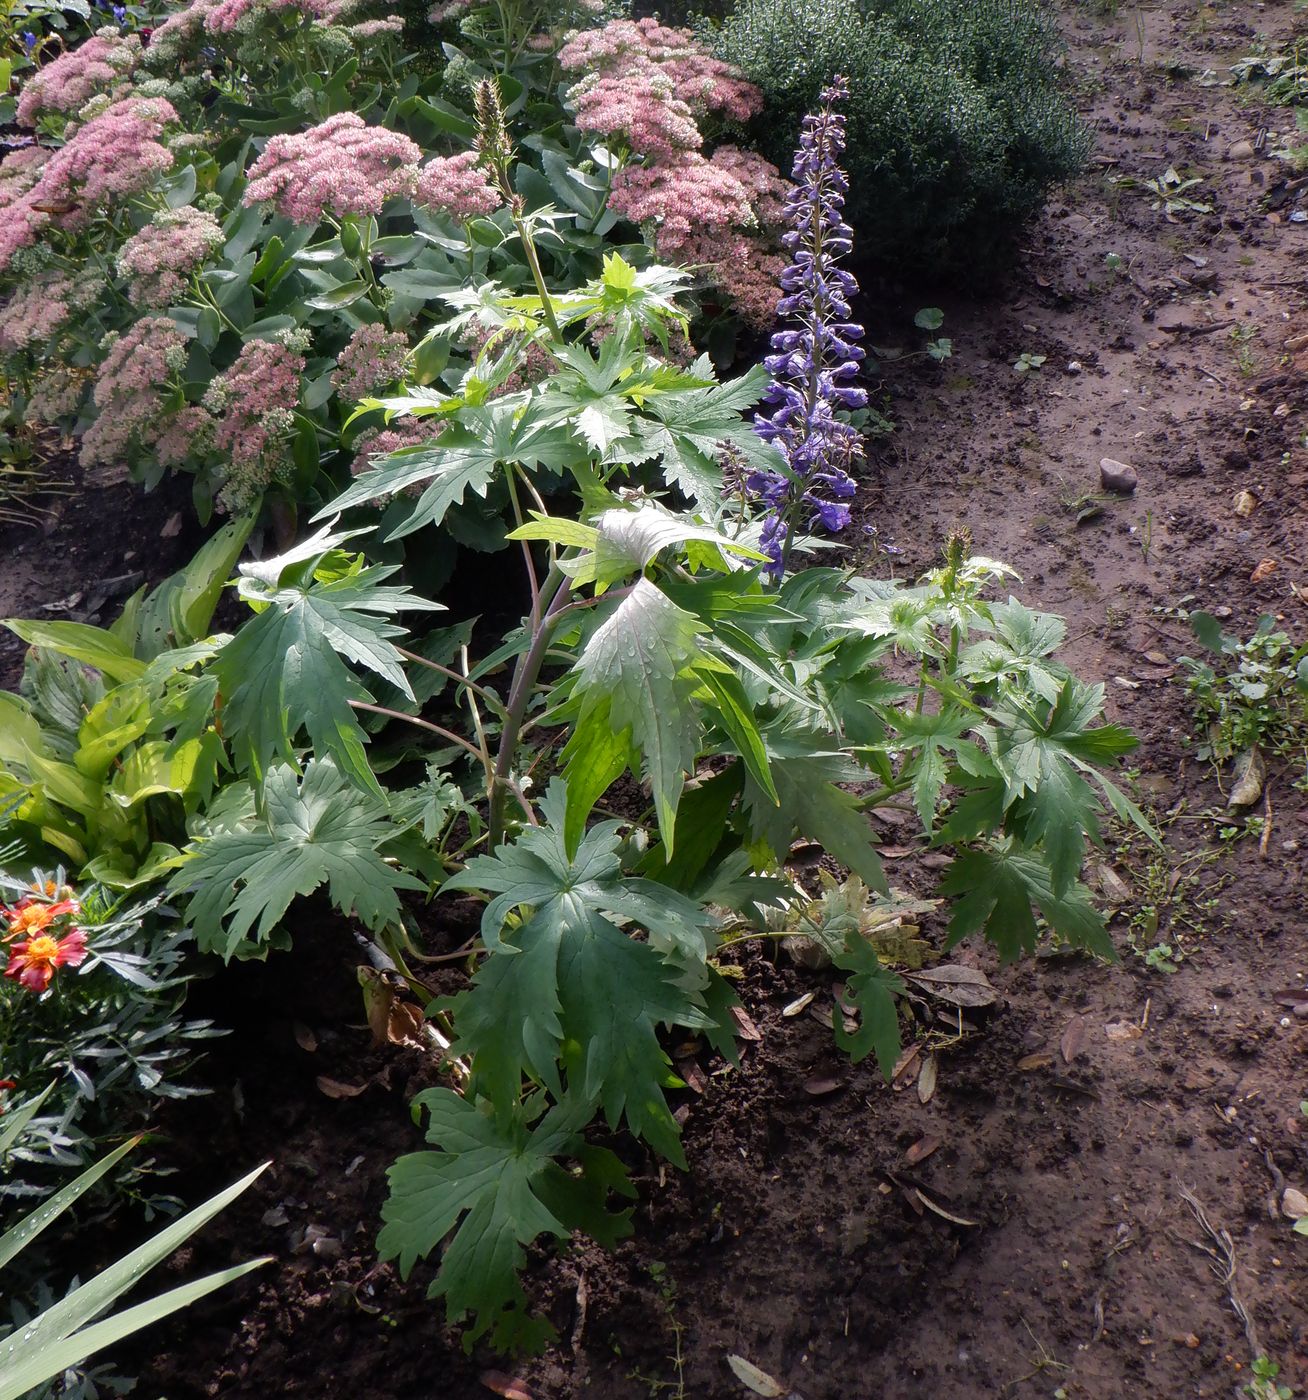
[749,76,866,575]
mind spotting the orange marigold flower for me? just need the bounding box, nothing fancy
[4,927,88,992]
[2,898,78,941]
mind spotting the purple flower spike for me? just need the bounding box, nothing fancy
[749,77,866,577]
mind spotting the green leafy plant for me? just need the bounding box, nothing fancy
[0,518,253,887]
[0,1085,269,1400]
[709,0,1089,276]
[1178,612,1308,781]
[0,869,218,1207]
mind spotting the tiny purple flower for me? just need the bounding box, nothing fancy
[748,76,866,577]
[21,29,37,49]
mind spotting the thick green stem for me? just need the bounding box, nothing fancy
[486,565,570,845]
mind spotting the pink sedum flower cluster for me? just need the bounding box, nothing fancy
[559,18,782,329]
[243,112,421,225]
[567,70,701,162]
[0,272,101,356]
[559,18,761,127]
[204,0,352,34]
[333,322,410,400]
[202,334,306,511]
[413,151,500,221]
[116,206,225,307]
[351,419,444,495]
[1,98,177,272]
[16,33,141,127]
[80,316,191,469]
[609,153,757,253]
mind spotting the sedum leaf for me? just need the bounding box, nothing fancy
[171,759,424,958]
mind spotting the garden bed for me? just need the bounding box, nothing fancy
[3,0,1306,1397]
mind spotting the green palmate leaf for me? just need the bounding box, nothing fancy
[442,783,714,1162]
[743,735,886,893]
[637,362,786,508]
[171,760,424,958]
[958,600,1069,705]
[323,404,576,541]
[378,1089,634,1354]
[988,678,1137,893]
[831,936,906,1078]
[567,505,766,590]
[939,842,1115,963]
[877,707,978,830]
[570,579,706,851]
[558,697,634,857]
[216,564,439,795]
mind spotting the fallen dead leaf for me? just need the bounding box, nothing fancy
[726,1354,787,1397]
[803,1074,842,1097]
[676,1058,708,1095]
[904,1134,942,1167]
[731,1006,763,1042]
[292,1021,318,1053]
[1061,1015,1089,1064]
[1228,747,1266,809]
[1016,1052,1054,1071]
[1251,557,1278,584]
[917,1054,938,1105]
[385,999,429,1049]
[906,965,998,1008]
[315,1076,367,1099]
[782,991,816,1018]
[914,1189,978,1227]
[892,1044,922,1088]
[1104,1020,1143,1043]
[480,1372,534,1400]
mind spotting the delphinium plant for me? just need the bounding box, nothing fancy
[747,75,863,575]
[0,67,1148,1354]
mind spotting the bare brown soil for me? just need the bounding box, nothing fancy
[9,3,1308,1397]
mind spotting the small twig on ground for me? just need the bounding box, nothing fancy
[1259,787,1273,859]
[1003,1319,1071,1393]
[1179,1187,1260,1356]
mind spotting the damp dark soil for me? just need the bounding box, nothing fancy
[9,2,1308,1397]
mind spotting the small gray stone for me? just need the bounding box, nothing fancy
[1100,458,1138,495]
[1226,139,1255,161]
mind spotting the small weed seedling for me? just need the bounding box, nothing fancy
[1246,1355,1294,1400]
[1229,323,1262,378]
[1177,613,1308,783]
[1013,351,1046,374]
[630,1263,687,1400]
[1120,166,1213,216]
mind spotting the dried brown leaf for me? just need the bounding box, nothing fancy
[782,991,816,1018]
[1016,1052,1053,1072]
[315,1076,367,1099]
[731,1006,763,1042]
[803,1075,842,1097]
[1060,1015,1088,1064]
[913,1189,978,1227]
[905,966,998,1008]
[917,1054,938,1105]
[292,1021,318,1053]
[725,1354,787,1397]
[904,1135,942,1167]
[480,1372,534,1400]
